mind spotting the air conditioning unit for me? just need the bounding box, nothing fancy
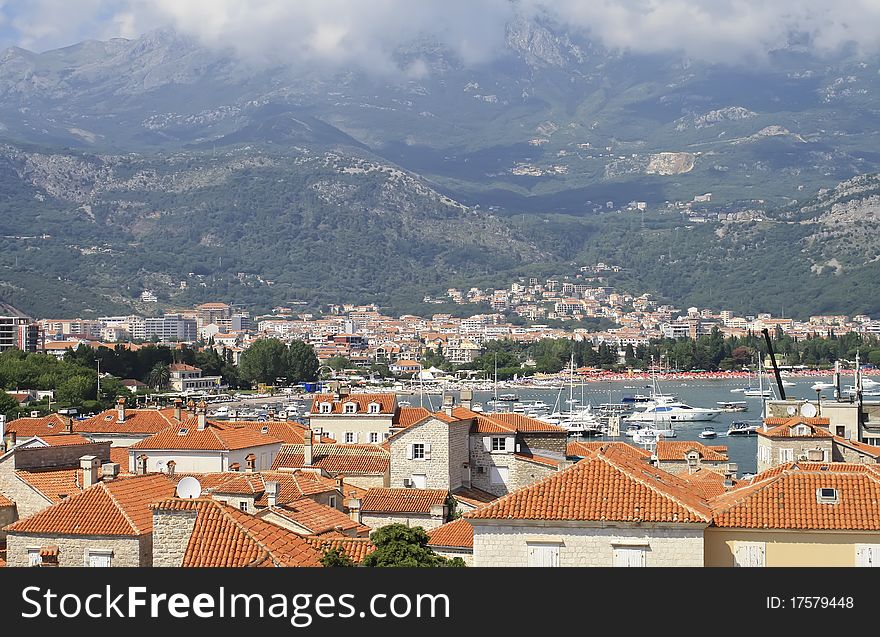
[403,478,413,487]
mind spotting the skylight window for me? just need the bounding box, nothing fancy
[816,487,839,503]
[178,428,189,436]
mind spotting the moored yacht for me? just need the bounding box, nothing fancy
[628,402,720,422]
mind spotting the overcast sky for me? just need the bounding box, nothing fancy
[2,0,880,69]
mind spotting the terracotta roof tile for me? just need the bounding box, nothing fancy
[6,474,175,536]
[467,445,712,523]
[206,471,338,507]
[655,441,729,462]
[680,468,735,499]
[567,440,650,458]
[109,447,130,467]
[5,414,69,437]
[711,463,880,530]
[513,451,563,467]
[360,488,448,514]
[272,444,389,475]
[76,409,179,435]
[450,486,498,508]
[151,498,322,567]
[427,518,473,549]
[29,434,92,447]
[266,500,366,535]
[0,493,14,507]
[759,417,833,439]
[131,419,282,451]
[832,436,880,459]
[394,407,432,428]
[452,408,567,434]
[304,536,375,564]
[226,421,334,444]
[15,468,82,503]
[309,393,396,415]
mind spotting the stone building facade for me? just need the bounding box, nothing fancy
[5,533,150,567]
[388,414,469,490]
[756,420,833,474]
[151,507,198,567]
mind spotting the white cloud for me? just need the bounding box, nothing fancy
[2,0,880,69]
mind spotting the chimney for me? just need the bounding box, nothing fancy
[338,384,350,399]
[460,389,473,410]
[265,481,279,507]
[230,462,241,472]
[138,454,149,475]
[65,415,73,434]
[166,460,176,477]
[430,503,448,521]
[0,415,5,450]
[303,428,314,466]
[80,455,100,488]
[173,398,183,421]
[102,463,120,481]
[39,547,59,568]
[442,393,454,417]
[187,399,196,415]
[348,498,361,524]
[245,453,256,472]
[335,476,344,493]
[116,398,126,423]
[268,409,276,421]
[9,430,16,448]
[197,401,207,430]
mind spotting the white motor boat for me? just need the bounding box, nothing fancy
[698,426,718,439]
[717,401,748,412]
[628,402,720,422]
[631,425,677,439]
[742,388,773,397]
[727,421,761,436]
[810,382,835,392]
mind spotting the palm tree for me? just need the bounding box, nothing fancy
[148,362,171,391]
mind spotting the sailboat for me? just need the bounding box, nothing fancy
[742,357,775,397]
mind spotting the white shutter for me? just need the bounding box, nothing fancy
[406,444,414,460]
[857,545,879,567]
[734,542,765,567]
[613,546,646,567]
[354,432,360,443]
[527,544,559,567]
[424,443,432,459]
[505,437,515,453]
[483,436,492,452]
[88,552,112,567]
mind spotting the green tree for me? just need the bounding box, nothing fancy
[320,547,355,567]
[325,355,351,372]
[0,391,20,416]
[148,362,171,390]
[286,341,319,383]
[238,338,288,385]
[57,375,97,405]
[362,524,465,567]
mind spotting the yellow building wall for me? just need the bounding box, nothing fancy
[705,528,880,566]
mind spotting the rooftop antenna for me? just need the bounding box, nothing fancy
[175,476,202,499]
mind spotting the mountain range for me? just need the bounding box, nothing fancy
[2,17,880,318]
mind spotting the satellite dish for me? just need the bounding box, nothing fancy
[786,405,797,416]
[155,460,165,471]
[800,402,818,418]
[176,476,202,499]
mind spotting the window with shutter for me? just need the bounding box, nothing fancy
[856,545,880,567]
[406,444,414,460]
[527,543,560,567]
[778,448,793,463]
[87,551,112,567]
[424,443,432,460]
[613,546,647,567]
[734,542,765,567]
[483,437,492,452]
[27,549,40,567]
[505,437,515,453]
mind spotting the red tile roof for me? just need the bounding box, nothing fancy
[29,434,92,447]
[680,468,735,499]
[226,421,334,444]
[5,474,175,536]
[513,451,563,467]
[467,445,712,523]
[207,471,338,507]
[395,407,432,428]
[759,417,833,439]
[5,414,69,437]
[266,500,367,535]
[272,444,389,475]
[169,363,201,372]
[832,436,880,459]
[130,419,282,451]
[304,536,375,564]
[109,447,130,467]
[76,408,179,434]
[450,486,497,509]
[711,463,880,530]
[655,441,729,462]
[150,498,322,567]
[15,468,82,503]
[309,393,396,415]
[427,518,473,549]
[360,488,448,514]
[0,494,14,507]
[452,408,566,434]
[763,416,831,427]
[567,440,651,458]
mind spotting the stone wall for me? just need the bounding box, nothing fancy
[468,434,515,496]
[14,443,110,470]
[339,473,387,490]
[0,454,52,519]
[361,512,444,531]
[518,433,567,456]
[471,523,705,567]
[5,532,148,567]
[390,417,470,491]
[833,441,880,464]
[0,503,17,541]
[509,456,558,493]
[758,437,832,473]
[658,459,729,476]
[151,509,198,567]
